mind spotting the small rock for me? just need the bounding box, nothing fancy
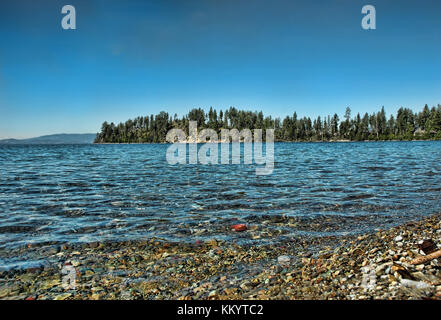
[277,255,291,266]
[54,293,72,300]
[230,224,247,232]
[416,264,425,271]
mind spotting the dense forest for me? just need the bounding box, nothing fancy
[94,104,441,143]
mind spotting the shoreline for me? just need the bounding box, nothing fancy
[93,139,441,145]
[1,213,440,300]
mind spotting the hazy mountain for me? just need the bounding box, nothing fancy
[0,133,97,144]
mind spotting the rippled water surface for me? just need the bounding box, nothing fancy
[1,141,441,265]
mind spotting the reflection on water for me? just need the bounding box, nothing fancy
[0,141,441,264]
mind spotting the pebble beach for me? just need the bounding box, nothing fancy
[1,213,441,300]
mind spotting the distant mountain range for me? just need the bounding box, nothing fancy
[0,133,97,144]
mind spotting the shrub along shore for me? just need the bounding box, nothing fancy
[1,213,441,300]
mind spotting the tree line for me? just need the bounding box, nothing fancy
[94,104,441,143]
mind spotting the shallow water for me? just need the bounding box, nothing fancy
[1,141,441,268]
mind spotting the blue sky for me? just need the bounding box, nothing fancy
[0,0,440,138]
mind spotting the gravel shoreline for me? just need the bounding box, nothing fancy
[1,213,441,300]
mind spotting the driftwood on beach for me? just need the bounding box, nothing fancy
[411,249,441,265]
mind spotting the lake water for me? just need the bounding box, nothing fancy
[1,141,441,268]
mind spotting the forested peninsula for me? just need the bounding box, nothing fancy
[94,104,441,143]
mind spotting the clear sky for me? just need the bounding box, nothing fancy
[0,0,440,138]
